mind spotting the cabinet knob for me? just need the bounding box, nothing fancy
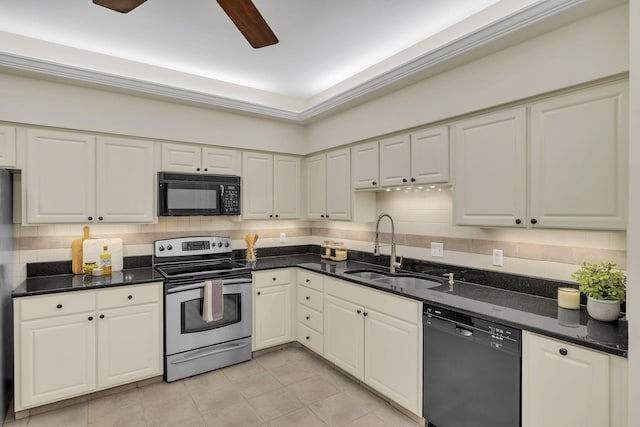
[363,312,369,317]
[530,218,538,225]
[257,291,261,295]
[306,279,310,283]
[88,316,94,321]
[88,216,93,221]
[306,316,310,320]
[99,314,105,319]
[326,215,329,218]
[410,178,416,182]
[306,336,310,340]
[306,296,310,300]
[321,214,325,218]
[269,214,273,218]
[357,309,362,314]
[275,214,279,218]
[98,216,104,221]
[196,167,201,172]
[127,295,133,300]
[402,178,407,183]
[372,181,377,186]
[56,304,63,309]
[559,348,568,356]
[204,168,208,172]
[515,218,522,225]
[272,277,276,281]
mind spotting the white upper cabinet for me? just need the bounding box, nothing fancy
[352,141,379,189]
[96,136,156,223]
[379,135,410,187]
[379,126,449,188]
[454,107,528,227]
[306,148,353,221]
[242,152,301,220]
[0,125,17,168]
[162,143,240,175]
[529,82,628,230]
[411,126,449,185]
[26,129,156,224]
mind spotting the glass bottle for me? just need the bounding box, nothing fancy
[100,245,112,275]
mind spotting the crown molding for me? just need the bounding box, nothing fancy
[0,0,587,123]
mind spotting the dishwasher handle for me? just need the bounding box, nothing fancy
[456,326,473,337]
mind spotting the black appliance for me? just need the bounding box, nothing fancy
[158,172,240,216]
[423,303,521,427]
[154,236,252,382]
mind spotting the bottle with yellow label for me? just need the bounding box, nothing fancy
[100,245,112,275]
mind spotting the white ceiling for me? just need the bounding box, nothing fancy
[0,0,617,121]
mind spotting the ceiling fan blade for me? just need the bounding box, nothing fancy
[216,0,279,48]
[93,0,147,13]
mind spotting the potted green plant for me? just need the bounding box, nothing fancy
[571,261,626,322]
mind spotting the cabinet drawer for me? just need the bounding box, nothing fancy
[298,322,323,355]
[298,286,323,312]
[19,291,95,321]
[298,305,323,333]
[298,270,323,292]
[254,269,291,287]
[97,284,160,310]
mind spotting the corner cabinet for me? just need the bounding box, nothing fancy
[242,152,301,220]
[522,331,627,427]
[25,129,156,224]
[0,125,17,167]
[253,269,296,351]
[14,283,163,411]
[161,143,240,175]
[454,82,628,230]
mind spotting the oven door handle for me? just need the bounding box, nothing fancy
[169,341,251,364]
[167,278,252,294]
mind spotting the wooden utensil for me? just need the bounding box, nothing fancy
[71,226,91,274]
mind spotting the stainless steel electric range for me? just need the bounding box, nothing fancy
[154,236,252,382]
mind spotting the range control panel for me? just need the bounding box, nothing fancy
[154,236,232,257]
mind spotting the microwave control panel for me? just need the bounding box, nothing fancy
[220,184,240,214]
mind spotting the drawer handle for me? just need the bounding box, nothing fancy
[559,348,568,356]
[99,314,105,319]
[306,316,310,320]
[88,316,94,321]
[56,304,63,309]
[127,295,133,300]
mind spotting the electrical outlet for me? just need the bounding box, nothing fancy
[431,242,444,258]
[279,233,286,243]
[492,249,503,266]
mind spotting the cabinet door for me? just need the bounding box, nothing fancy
[97,303,161,388]
[454,107,527,227]
[26,129,95,223]
[411,126,449,184]
[379,135,410,187]
[364,309,419,414]
[18,312,96,409]
[273,155,301,219]
[522,332,610,427]
[326,148,352,220]
[242,152,273,219]
[202,147,241,175]
[352,141,379,189]
[253,284,294,350]
[161,143,201,173]
[96,137,155,223]
[529,83,628,230]
[0,125,17,167]
[324,295,364,379]
[306,154,326,219]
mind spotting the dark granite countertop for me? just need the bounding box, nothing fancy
[14,252,627,357]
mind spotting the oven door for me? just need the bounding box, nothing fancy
[165,278,252,356]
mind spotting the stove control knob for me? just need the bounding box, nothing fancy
[217,242,223,247]
[167,245,173,251]
[158,246,165,252]
[224,242,230,247]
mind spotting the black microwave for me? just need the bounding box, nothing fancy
[158,172,241,216]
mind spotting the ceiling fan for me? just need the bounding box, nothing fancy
[92,0,279,48]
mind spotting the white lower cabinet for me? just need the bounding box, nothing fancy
[253,269,295,351]
[522,331,626,427]
[324,277,422,415]
[297,271,324,355]
[14,283,163,411]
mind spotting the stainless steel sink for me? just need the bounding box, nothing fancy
[344,270,442,290]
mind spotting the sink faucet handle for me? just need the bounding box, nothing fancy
[393,256,404,268]
[443,272,454,284]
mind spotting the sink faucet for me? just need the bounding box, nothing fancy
[374,213,402,273]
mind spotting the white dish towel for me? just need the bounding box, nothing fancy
[202,280,224,322]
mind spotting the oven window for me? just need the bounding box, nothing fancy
[181,294,241,333]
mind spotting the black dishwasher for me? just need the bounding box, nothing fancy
[423,304,521,427]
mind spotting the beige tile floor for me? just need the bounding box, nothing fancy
[3,346,423,427]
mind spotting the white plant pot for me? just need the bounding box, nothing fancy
[586,296,621,322]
